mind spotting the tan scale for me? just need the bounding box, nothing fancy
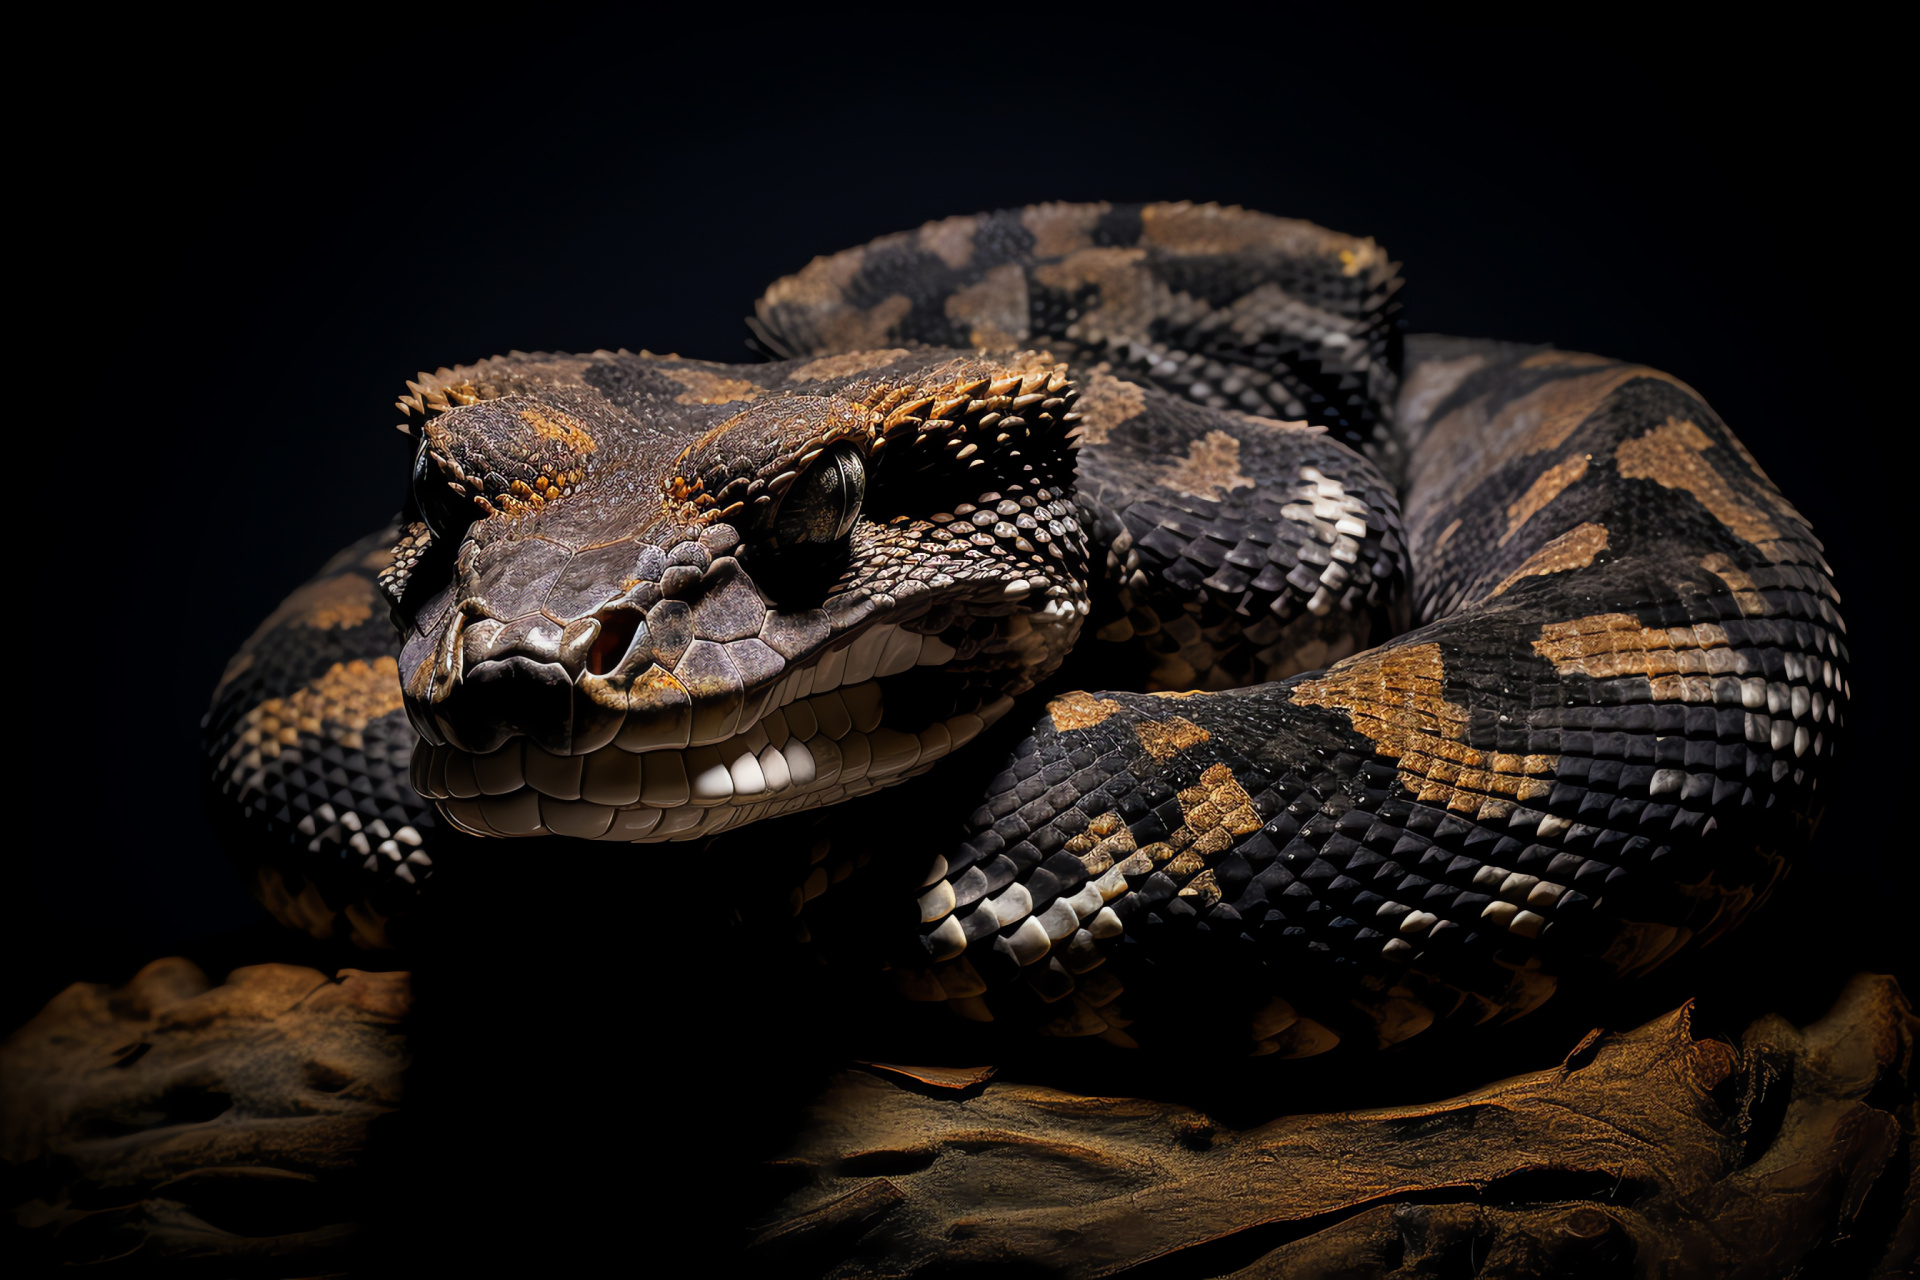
[1160,429,1257,500]
[1044,690,1125,732]
[1019,202,1111,257]
[1531,612,1740,682]
[1484,522,1609,599]
[916,214,981,269]
[1614,416,1798,558]
[1410,363,1697,524]
[1497,452,1590,545]
[223,657,406,778]
[1698,553,1771,617]
[667,367,766,405]
[1068,375,1148,447]
[1291,644,1559,820]
[942,263,1028,350]
[515,405,597,451]
[1115,764,1262,899]
[1063,810,1138,877]
[1132,715,1211,762]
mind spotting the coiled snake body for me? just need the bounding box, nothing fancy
[206,204,1844,1056]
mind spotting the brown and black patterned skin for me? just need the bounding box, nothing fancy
[205,204,1844,1058]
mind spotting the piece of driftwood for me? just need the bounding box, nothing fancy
[755,973,1917,1278]
[2,958,410,1271]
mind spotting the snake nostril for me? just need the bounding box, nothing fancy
[586,606,645,676]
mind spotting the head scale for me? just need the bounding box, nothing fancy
[381,348,1091,843]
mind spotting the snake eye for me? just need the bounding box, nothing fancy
[412,438,478,543]
[774,442,866,546]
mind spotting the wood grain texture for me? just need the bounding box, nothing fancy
[755,974,1917,1278]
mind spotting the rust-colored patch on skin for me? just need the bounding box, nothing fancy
[1065,809,1137,876]
[417,392,597,519]
[943,264,1028,350]
[1033,249,1159,343]
[625,663,692,715]
[757,245,868,311]
[303,658,406,742]
[1533,613,1739,694]
[266,573,379,632]
[673,362,1038,506]
[1292,644,1558,817]
[1100,763,1261,906]
[790,349,913,383]
[1487,523,1609,598]
[1071,376,1148,447]
[1431,518,1463,555]
[1048,690,1125,731]
[1139,203,1385,277]
[1161,429,1255,499]
[668,368,765,405]
[1022,203,1110,258]
[1499,453,1591,546]
[1032,248,1146,287]
[918,214,980,269]
[229,657,404,761]
[1518,350,1615,370]
[1133,716,1210,762]
[1226,410,1321,435]
[806,293,914,353]
[1614,417,1788,555]
[1415,365,1700,529]
[398,355,597,418]
[517,405,597,453]
[1511,369,1682,455]
[1700,553,1768,616]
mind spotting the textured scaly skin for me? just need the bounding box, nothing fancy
[885,336,1840,1053]
[204,205,1843,1060]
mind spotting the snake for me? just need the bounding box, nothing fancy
[204,202,1844,1058]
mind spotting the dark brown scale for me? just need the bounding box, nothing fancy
[203,526,444,948]
[884,335,1842,1055]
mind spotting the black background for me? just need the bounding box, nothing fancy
[12,6,1910,1267]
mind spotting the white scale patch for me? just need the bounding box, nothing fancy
[1281,465,1374,619]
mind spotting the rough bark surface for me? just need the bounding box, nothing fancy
[2,958,410,1272]
[755,974,1918,1278]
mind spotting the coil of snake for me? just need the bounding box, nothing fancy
[204,202,1844,1059]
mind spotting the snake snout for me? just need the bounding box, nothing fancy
[442,654,573,756]
[409,608,617,757]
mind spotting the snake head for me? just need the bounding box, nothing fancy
[382,349,1090,842]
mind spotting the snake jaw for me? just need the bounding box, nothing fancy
[408,604,1070,842]
[388,349,1091,841]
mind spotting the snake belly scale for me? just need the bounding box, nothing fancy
[204,203,1844,1056]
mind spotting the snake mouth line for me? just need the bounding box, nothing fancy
[410,618,1022,842]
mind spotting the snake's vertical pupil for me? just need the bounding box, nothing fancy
[775,442,866,545]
